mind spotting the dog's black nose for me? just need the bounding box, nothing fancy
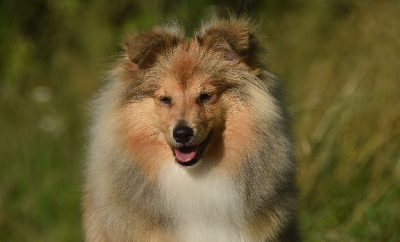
[173,126,194,144]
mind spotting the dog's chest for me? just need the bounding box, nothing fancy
[159,163,248,242]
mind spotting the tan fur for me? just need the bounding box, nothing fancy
[84,18,298,241]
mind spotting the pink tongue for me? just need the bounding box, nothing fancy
[174,147,197,162]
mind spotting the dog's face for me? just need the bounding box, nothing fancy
[152,47,228,166]
[118,19,263,168]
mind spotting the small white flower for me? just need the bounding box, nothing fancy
[31,86,53,103]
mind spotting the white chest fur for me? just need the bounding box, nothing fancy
[159,162,249,242]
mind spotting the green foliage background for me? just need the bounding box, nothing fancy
[1,0,399,241]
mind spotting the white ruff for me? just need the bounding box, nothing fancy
[159,162,249,242]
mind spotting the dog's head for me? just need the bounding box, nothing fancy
[119,19,264,167]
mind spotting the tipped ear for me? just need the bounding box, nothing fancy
[124,26,183,69]
[195,19,263,66]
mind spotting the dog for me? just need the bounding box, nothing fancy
[83,17,298,241]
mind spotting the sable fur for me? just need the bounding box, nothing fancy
[84,18,298,241]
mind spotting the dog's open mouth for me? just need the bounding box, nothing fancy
[172,132,212,166]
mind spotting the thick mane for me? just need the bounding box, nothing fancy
[84,17,298,242]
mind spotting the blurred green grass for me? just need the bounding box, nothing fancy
[0,0,399,241]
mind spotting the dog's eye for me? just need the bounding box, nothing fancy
[159,96,172,105]
[198,93,212,104]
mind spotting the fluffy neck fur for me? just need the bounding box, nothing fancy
[159,162,248,242]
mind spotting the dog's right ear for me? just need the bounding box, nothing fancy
[124,27,183,69]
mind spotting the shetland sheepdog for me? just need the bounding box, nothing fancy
[83,18,298,241]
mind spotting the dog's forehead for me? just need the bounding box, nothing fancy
[163,42,210,84]
[153,38,236,94]
[158,71,214,93]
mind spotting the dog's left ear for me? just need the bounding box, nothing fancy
[195,19,263,67]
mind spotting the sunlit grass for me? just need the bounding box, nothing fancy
[265,1,400,240]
